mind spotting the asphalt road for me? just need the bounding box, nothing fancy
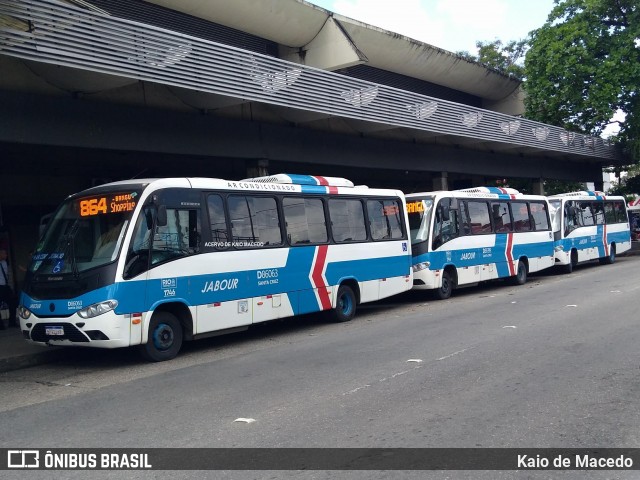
[2,256,640,479]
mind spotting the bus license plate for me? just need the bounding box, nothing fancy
[45,327,64,336]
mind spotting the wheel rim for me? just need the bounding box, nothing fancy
[339,293,353,316]
[152,323,174,351]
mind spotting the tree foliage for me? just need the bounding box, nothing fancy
[457,39,527,79]
[524,0,640,162]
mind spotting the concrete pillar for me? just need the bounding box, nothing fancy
[246,159,269,178]
[532,179,544,195]
[432,172,448,191]
[593,179,604,192]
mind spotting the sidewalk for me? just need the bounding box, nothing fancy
[0,326,72,373]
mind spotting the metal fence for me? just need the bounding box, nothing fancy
[0,0,618,160]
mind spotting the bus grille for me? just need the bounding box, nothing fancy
[30,323,91,343]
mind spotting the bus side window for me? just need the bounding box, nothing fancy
[460,202,471,235]
[614,201,628,223]
[491,201,512,233]
[592,203,605,225]
[283,197,328,245]
[207,194,229,249]
[153,208,201,258]
[579,202,595,226]
[432,199,459,250]
[512,202,531,232]
[367,199,404,240]
[329,198,367,242]
[564,201,579,235]
[228,195,282,247]
[530,202,550,231]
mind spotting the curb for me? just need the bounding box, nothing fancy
[0,346,73,373]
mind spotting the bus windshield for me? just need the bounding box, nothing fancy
[407,197,434,244]
[30,191,139,275]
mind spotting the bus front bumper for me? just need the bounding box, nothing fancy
[19,312,134,349]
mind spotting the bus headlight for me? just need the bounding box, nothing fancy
[554,245,564,252]
[18,305,31,320]
[77,300,118,319]
[412,262,430,272]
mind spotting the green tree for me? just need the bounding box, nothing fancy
[524,0,640,162]
[457,39,527,79]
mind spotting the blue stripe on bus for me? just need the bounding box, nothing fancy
[22,247,410,317]
[412,240,553,277]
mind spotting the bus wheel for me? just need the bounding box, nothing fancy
[332,285,356,322]
[511,260,527,285]
[434,270,453,300]
[600,244,616,265]
[140,312,183,362]
[563,249,578,273]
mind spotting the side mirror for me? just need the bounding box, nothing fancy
[156,205,167,227]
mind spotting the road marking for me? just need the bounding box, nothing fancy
[437,348,469,361]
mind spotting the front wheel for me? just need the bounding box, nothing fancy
[140,312,183,362]
[331,285,356,322]
[434,270,453,300]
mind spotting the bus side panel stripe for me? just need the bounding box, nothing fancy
[311,245,332,310]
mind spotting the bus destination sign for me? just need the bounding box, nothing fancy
[78,193,137,217]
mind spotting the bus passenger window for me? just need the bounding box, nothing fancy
[283,197,327,245]
[228,195,282,247]
[329,199,367,242]
[512,203,531,232]
[579,202,595,226]
[207,194,229,249]
[604,202,616,224]
[466,201,492,234]
[367,199,403,240]
[530,202,550,231]
[613,201,627,223]
[491,202,512,233]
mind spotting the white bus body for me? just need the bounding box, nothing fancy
[548,191,631,273]
[407,187,555,299]
[19,175,412,361]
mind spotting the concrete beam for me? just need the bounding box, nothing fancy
[280,17,367,71]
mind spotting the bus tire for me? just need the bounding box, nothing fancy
[332,285,356,323]
[510,260,527,285]
[563,249,578,273]
[434,270,453,300]
[140,312,183,362]
[599,244,615,265]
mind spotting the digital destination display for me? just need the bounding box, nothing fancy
[78,193,137,217]
[406,201,425,213]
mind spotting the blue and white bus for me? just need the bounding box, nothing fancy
[18,175,412,361]
[406,187,555,299]
[548,191,631,273]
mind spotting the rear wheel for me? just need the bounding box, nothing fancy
[599,244,616,265]
[331,285,356,322]
[434,270,453,300]
[510,260,527,285]
[140,312,183,362]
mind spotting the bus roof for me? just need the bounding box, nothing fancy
[241,174,355,188]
